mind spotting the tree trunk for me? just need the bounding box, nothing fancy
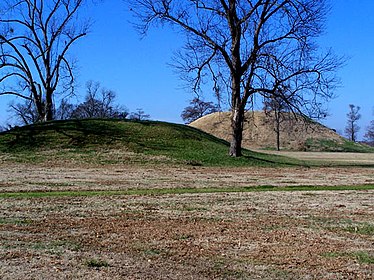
[44,90,53,121]
[276,126,280,151]
[275,111,281,151]
[229,105,244,157]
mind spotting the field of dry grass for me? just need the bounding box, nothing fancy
[255,150,374,166]
[0,157,373,279]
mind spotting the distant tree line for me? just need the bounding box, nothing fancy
[6,80,150,127]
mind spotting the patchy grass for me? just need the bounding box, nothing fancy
[32,240,82,255]
[85,258,110,268]
[1,184,373,199]
[1,190,373,279]
[342,223,374,236]
[323,251,374,264]
[0,218,33,225]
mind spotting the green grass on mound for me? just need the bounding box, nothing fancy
[305,138,374,153]
[0,119,303,167]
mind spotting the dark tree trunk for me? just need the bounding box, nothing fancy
[44,89,53,121]
[229,63,245,157]
[229,104,244,157]
[275,111,281,151]
[276,125,280,151]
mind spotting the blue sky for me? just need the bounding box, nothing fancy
[1,0,373,139]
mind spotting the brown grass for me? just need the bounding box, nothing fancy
[0,160,373,279]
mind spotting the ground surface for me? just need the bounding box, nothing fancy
[255,150,374,165]
[0,156,373,279]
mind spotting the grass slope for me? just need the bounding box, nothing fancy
[0,119,303,167]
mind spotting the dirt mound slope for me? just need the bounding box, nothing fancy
[190,111,345,151]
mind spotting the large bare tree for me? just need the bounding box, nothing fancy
[0,0,89,122]
[130,0,343,157]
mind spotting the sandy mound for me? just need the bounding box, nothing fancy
[190,111,344,150]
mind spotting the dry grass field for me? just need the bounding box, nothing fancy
[0,158,373,279]
[0,119,373,279]
[255,150,374,166]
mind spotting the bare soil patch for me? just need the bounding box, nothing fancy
[0,163,373,279]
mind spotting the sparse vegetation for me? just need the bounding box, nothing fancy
[342,223,374,235]
[1,188,373,279]
[323,251,374,264]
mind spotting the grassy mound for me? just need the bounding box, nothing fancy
[0,119,302,167]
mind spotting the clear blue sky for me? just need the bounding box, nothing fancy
[1,0,373,139]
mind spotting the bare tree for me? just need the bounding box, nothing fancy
[129,0,343,156]
[8,99,40,125]
[263,87,292,151]
[0,0,89,122]
[364,120,374,146]
[344,104,361,142]
[129,108,150,121]
[181,97,219,124]
[55,98,75,120]
[70,81,129,119]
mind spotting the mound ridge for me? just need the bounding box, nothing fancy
[190,111,345,151]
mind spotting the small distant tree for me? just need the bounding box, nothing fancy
[345,104,361,142]
[129,108,150,121]
[70,81,128,119]
[364,120,374,146]
[263,91,292,151]
[181,98,219,124]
